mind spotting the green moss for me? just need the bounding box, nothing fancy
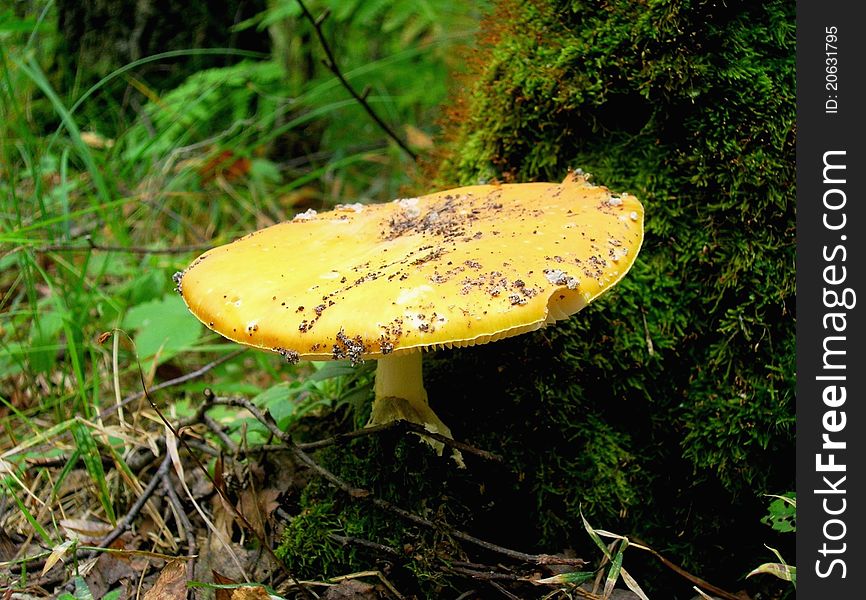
[277,431,471,595]
[433,0,795,581]
[275,492,349,580]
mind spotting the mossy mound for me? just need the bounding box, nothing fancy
[436,0,796,496]
[436,0,795,581]
[279,0,795,596]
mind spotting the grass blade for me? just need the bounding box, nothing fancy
[13,57,113,209]
[603,539,626,599]
[70,419,116,524]
[620,565,650,600]
[42,538,75,576]
[1,478,54,545]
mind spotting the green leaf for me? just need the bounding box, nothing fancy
[0,9,43,36]
[2,478,54,545]
[70,420,116,524]
[747,562,796,584]
[254,381,297,430]
[762,492,796,533]
[122,294,203,372]
[51,449,82,501]
[310,361,358,381]
[536,570,597,585]
[249,158,281,184]
[28,307,65,375]
[580,511,610,556]
[604,539,627,598]
[0,341,26,378]
[72,575,96,600]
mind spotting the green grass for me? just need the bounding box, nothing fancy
[0,3,483,588]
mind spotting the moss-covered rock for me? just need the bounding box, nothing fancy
[280,0,795,595]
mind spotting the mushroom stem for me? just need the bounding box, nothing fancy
[369,353,463,465]
[372,352,427,408]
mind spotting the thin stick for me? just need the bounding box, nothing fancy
[294,0,418,161]
[163,474,198,580]
[96,454,172,549]
[299,419,504,463]
[34,239,213,255]
[448,565,524,583]
[211,397,502,463]
[489,580,522,600]
[203,413,239,454]
[329,534,401,557]
[142,390,314,599]
[631,539,741,600]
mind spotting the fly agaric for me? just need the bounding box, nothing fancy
[177,172,643,461]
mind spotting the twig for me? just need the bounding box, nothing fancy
[215,394,585,568]
[448,565,524,583]
[631,538,741,600]
[33,238,213,255]
[52,455,173,569]
[299,419,504,463]
[294,0,418,161]
[203,413,240,454]
[141,388,314,599]
[163,475,197,581]
[329,533,401,557]
[488,580,522,599]
[211,396,502,463]
[97,454,173,549]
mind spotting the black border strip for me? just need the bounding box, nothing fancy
[796,2,865,594]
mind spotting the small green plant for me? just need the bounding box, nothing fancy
[761,492,796,534]
[748,493,796,587]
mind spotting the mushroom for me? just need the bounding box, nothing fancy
[177,171,643,463]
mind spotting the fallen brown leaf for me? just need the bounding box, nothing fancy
[230,585,271,600]
[213,570,238,600]
[142,560,188,600]
[236,487,281,540]
[84,551,143,600]
[404,124,434,149]
[60,517,114,542]
[321,579,378,600]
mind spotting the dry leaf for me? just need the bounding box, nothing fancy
[166,426,246,578]
[60,518,114,542]
[321,579,378,600]
[84,552,143,600]
[198,150,251,183]
[236,488,280,540]
[230,586,271,600]
[747,561,796,582]
[213,570,237,600]
[211,572,271,600]
[404,124,433,149]
[42,539,74,576]
[80,131,115,149]
[143,560,188,600]
[0,528,18,562]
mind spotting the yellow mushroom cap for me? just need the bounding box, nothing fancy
[178,172,644,362]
